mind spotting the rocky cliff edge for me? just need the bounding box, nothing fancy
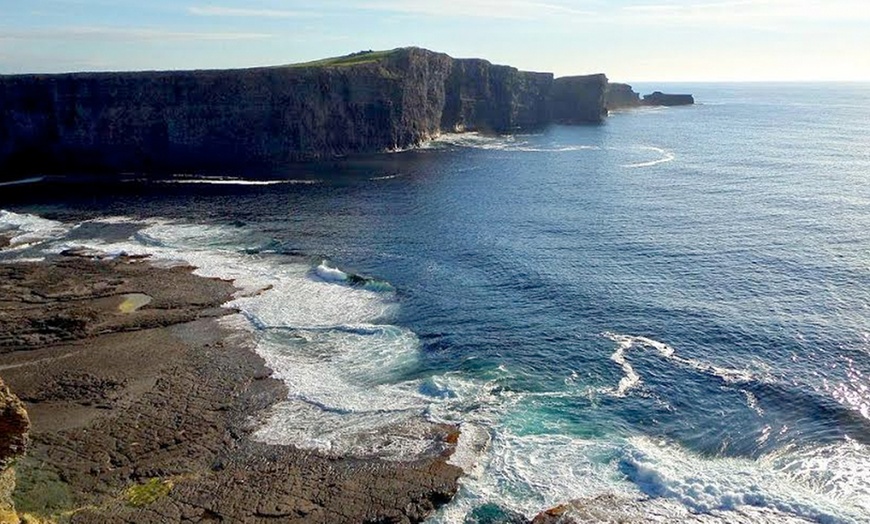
[0,48,610,177]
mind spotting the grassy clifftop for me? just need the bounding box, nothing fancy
[288,49,398,68]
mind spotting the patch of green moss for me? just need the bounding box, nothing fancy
[123,478,172,507]
[11,458,73,517]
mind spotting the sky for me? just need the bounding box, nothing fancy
[1,0,868,81]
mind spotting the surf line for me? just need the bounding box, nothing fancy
[622,146,675,168]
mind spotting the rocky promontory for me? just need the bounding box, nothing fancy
[0,254,461,523]
[643,91,695,106]
[605,84,695,111]
[0,48,614,177]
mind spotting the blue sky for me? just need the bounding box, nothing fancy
[1,0,868,81]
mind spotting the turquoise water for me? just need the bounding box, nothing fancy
[2,83,869,522]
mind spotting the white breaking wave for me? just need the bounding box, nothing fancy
[157,178,319,186]
[41,219,433,460]
[621,435,869,523]
[603,332,754,397]
[0,210,74,251]
[369,174,402,181]
[314,260,349,283]
[423,132,600,153]
[433,430,869,523]
[622,146,676,168]
[0,177,45,187]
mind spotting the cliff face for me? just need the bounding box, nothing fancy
[550,74,608,124]
[0,62,413,172]
[0,47,606,176]
[441,59,553,133]
[605,82,642,110]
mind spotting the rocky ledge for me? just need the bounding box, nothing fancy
[0,255,461,523]
[643,91,695,106]
[605,84,695,111]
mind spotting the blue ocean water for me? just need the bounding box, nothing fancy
[2,83,870,522]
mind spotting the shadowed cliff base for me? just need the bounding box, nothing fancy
[0,47,614,178]
[0,254,461,523]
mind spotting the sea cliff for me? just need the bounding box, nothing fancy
[0,48,610,177]
[605,83,696,111]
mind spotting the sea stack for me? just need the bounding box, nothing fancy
[642,91,695,106]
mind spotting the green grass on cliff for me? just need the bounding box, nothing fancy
[289,49,396,68]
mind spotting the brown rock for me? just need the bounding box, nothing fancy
[0,256,462,523]
[0,378,29,469]
[0,377,29,514]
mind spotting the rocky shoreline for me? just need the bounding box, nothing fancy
[0,254,461,523]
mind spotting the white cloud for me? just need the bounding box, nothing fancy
[3,27,273,42]
[188,5,312,18]
[351,0,869,25]
[358,0,594,20]
[620,0,870,23]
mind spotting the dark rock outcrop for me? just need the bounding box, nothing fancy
[606,84,695,111]
[441,59,554,133]
[550,74,608,124]
[605,82,642,111]
[0,379,29,468]
[0,377,29,518]
[643,91,695,106]
[0,48,609,177]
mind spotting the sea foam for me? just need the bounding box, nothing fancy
[43,218,434,460]
[0,210,74,251]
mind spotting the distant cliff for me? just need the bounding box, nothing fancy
[605,82,642,110]
[606,84,695,111]
[0,47,611,176]
[643,91,695,106]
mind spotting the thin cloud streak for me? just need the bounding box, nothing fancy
[188,5,313,18]
[621,0,870,22]
[358,0,594,20]
[2,27,273,42]
[358,0,869,24]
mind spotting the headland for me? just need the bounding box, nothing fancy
[0,47,691,179]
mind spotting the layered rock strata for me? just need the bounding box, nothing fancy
[0,48,608,177]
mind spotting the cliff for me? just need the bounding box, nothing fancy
[550,74,608,124]
[605,82,642,110]
[606,84,696,111]
[0,48,609,177]
[643,91,695,106]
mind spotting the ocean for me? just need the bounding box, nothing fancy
[2,83,869,523]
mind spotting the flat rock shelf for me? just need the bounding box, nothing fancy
[0,254,461,523]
